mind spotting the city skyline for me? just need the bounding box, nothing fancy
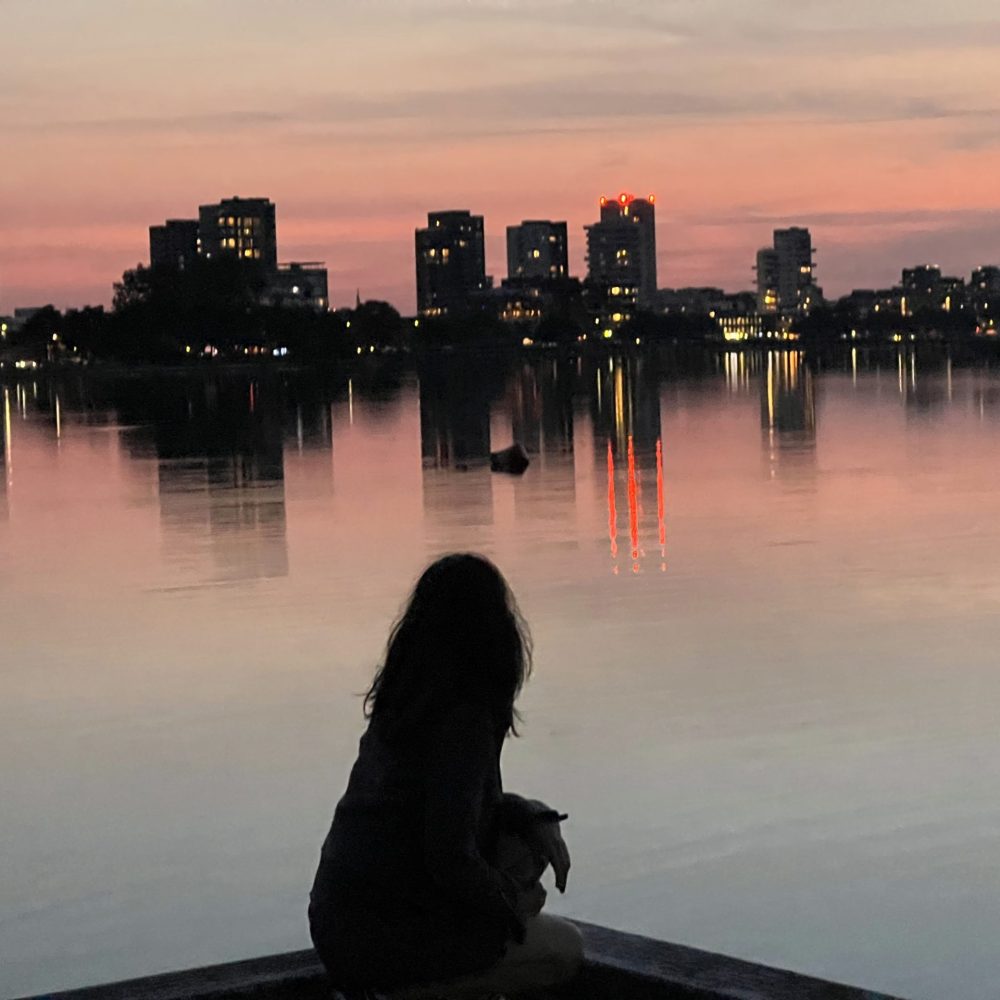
[3,1,1000,312]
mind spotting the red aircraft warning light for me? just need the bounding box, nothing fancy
[600,192,656,208]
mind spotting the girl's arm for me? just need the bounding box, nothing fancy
[423,702,527,942]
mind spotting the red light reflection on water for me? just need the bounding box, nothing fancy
[627,435,639,572]
[607,441,618,561]
[606,436,667,574]
[656,438,666,570]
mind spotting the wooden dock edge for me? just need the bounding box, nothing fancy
[15,920,909,1000]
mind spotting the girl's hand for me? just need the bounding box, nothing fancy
[532,821,571,893]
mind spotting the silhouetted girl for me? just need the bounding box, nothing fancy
[310,553,582,997]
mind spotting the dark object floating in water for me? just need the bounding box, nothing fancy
[490,443,530,475]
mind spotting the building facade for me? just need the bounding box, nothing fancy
[198,197,278,272]
[755,249,780,313]
[971,266,1000,323]
[415,210,490,316]
[900,265,967,315]
[585,193,658,312]
[756,227,819,315]
[264,263,329,311]
[149,219,199,269]
[506,221,568,281]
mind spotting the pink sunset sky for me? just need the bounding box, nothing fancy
[2,0,999,314]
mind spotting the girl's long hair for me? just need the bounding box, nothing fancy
[364,553,532,744]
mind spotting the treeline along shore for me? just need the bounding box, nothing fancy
[3,258,1000,371]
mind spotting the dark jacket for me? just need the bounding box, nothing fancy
[309,700,560,990]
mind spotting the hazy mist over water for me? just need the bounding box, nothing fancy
[3,349,1000,1000]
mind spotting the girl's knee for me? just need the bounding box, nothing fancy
[530,915,584,982]
[552,919,584,979]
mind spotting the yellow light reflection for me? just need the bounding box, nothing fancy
[766,354,775,428]
[3,386,12,477]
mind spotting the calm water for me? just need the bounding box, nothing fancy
[3,349,1000,1000]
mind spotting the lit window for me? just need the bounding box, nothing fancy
[532,249,540,259]
[227,216,235,225]
[243,249,254,258]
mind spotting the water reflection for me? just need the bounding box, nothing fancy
[6,346,999,584]
[419,358,501,528]
[605,434,667,575]
[114,377,290,584]
[8,351,1000,1000]
[592,355,661,454]
[761,352,815,437]
[723,350,759,395]
[1,385,10,522]
[761,352,816,483]
[507,360,574,457]
[418,359,499,469]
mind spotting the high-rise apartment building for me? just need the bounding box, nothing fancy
[971,265,1000,319]
[415,210,489,316]
[756,227,819,315]
[755,249,780,313]
[585,193,658,310]
[198,197,278,271]
[506,221,568,281]
[149,219,199,269]
[774,228,816,313]
[971,266,1000,296]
